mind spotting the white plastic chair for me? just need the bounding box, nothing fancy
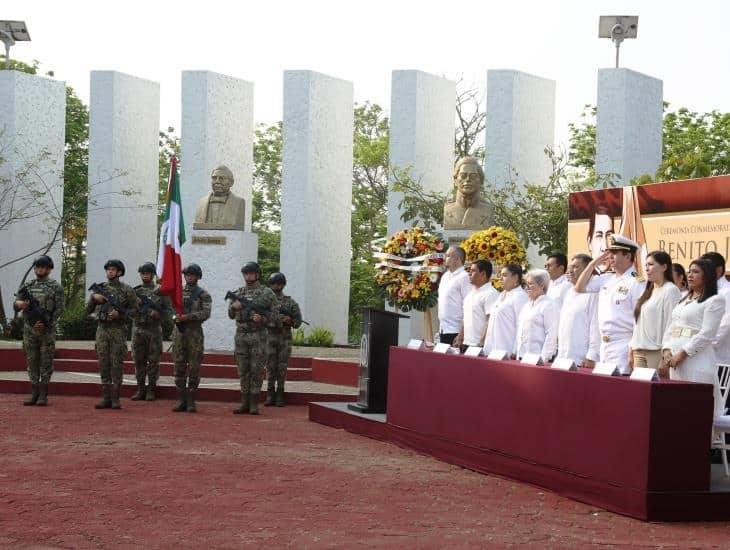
[711,363,730,476]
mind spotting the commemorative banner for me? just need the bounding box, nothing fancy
[568,175,730,273]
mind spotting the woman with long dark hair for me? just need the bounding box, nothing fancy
[662,258,725,419]
[482,264,528,357]
[672,263,689,297]
[630,251,681,370]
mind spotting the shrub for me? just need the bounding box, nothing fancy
[305,326,334,347]
[292,327,306,346]
[58,302,97,340]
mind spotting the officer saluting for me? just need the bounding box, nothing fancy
[575,235,644,375]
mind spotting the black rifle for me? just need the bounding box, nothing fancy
[279,302,309,326]
[16,286,52,329]
[88,282,129,321]
[136,290,171,320]
[225,290,269,323]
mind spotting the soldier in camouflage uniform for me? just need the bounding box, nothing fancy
[13,255,65,406]
[131,262,171,401]
[86,259,138,410]
[227,262,276,415]
[171,263,212,413]
[265,272,302,407]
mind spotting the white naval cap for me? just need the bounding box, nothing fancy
[606,234,639,252]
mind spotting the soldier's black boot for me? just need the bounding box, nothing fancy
[110,383,122,410]
[275,385,286,407]
[233,392,249,414]
[248,392,260,415]
[23,383,39,406]
[95,384,112,409]
[264,384,276,406]
[145,380,156,401]
[172,384,187,412]
[186,388,197,413]
[130,383,146,401]
[36,383,49,406]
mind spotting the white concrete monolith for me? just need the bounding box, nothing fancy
[85,71,159,289]
[388,70,455,343]
[181,71,257,351]
[280,70,353,344]
[0,71,65,315]
[596,68,663,186]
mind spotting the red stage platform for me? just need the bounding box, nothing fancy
[310,347,730,522]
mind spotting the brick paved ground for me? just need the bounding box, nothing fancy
[1,394,729,548]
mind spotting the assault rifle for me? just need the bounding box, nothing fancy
[16,286,52,329]
[279,302,309,326]
[136,290,172,320]
[225,290,268,323]
[88,282,128,321]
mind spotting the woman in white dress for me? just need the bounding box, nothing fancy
[630,251,681,371]
[514,269,560,362]
[662,258,725,419]
[482,264,529,357]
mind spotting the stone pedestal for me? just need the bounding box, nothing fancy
[443,229,473,248]
[185,229,258,352]
[85,71,159,287]
[596,68,662,186]
[181,71,254,237]
[0,71,65,315]
[387,70,455,343]
[280,70,353,344]
[485,69,555,267]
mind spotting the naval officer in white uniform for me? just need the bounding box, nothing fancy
[575,235,644,374]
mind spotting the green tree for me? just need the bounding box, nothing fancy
[568,103,730,183]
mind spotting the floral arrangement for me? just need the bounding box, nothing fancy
[460,226,527,288]
[373,227,446,312]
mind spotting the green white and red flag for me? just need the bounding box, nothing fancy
[156,155,186,314]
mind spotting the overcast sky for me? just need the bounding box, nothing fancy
[5,0,730,148]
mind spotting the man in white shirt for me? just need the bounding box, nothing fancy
[545,252,571,310]
[700,252,730,365]
[437,246,471,345]
[454,260,499,349]
[575,235,644,374]
[556,253,599,367]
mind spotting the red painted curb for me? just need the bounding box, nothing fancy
[311,358,358,387]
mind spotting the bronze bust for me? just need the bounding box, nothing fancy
[443,157,493,230]
[193,165,245,230]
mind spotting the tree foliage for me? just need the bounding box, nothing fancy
[568,103,730,183]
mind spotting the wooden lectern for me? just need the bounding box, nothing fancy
[348,308,408,414]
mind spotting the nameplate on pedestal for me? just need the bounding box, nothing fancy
[464,346,482,357]
[191,235,227,245]
[593,362,620,376]
[433,343,459,354]
[487,349,509,360]
[630,367,659,381]
[520,353,543,365]
[551,358,577,371]
[407,339,426,350]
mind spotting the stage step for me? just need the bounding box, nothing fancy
[49,358,313,381]
[0,371,357,406]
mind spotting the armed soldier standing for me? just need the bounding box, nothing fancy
[266,272,302,407]
[13,255,64,406]
[131,262,171,401]
[86,259,138,410]
[171,263,212,413]
[227,262,276,415]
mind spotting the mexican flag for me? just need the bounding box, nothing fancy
[157,155,185,314]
